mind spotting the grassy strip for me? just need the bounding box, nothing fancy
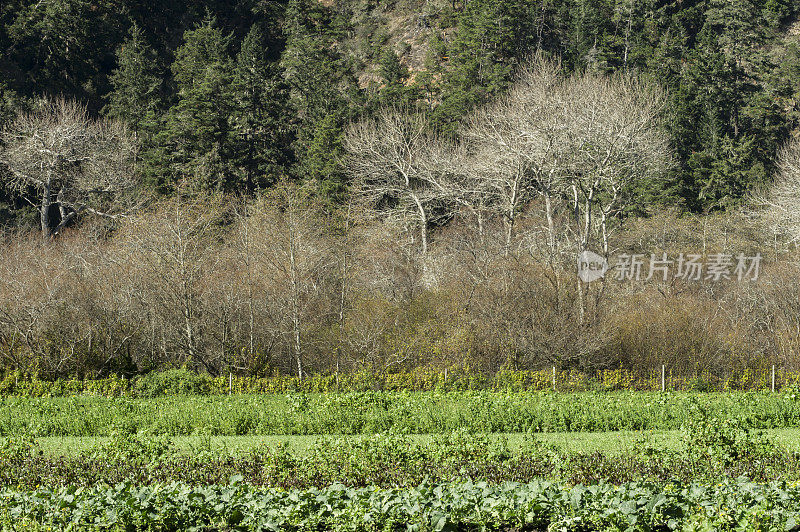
[23,430,681,457]
[4,390,800,437]
[4,478,800,531]
[26,428,800,457]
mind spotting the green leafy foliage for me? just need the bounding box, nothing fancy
[280,0,360,194]
[104,24,163,134]
[5,391,800,438]
[2,366,792,398]
[232,23,294,191]
[133,368,213,398]
[681,398,776,472]
[158,17,237,192]
[430,0,533,135]
[3,0,127,105]
[1,422,797,490]
[4,476,800,530]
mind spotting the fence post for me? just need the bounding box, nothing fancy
[772,365,776,393]
[229,372,232,395]
[444,368,448,383]
[661,365,665,392]
[552,366,556,391]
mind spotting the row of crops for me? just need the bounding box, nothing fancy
[4,390,800,437]
[5,478,800,531]
[1,417,793,489]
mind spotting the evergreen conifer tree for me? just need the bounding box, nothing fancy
[232,23,294,191]
[104,24,162,133]
[160,17,236,192]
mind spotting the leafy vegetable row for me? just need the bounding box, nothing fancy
[4,477,800,531]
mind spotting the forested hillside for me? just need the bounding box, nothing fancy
[1,0,799,220]
[2,0,800,380]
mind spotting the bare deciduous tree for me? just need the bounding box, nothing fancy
[561,71,672,322]
[460,57,672,321]
[116,194,225,372]
[459,56,568,258]
[760,137,800,243]
[563,71,672,257]
[344,107,451,255]
[0,98,138,238]
[245,181,336,380]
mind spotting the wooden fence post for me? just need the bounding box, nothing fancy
[772,365,776,393]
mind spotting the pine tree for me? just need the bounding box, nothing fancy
[160,17,236,193]
[232,23,294,192]
[432,0,533,134]
[302,113,346,201]
[280,0,360,196]
[0,82,18,131]
[0,82,27,228]
[674,0,781,207]
[3,0,127,107]
[104,24,162,133]
[379,47,406,85]
[372,47,416,108]
[763,0,796,27]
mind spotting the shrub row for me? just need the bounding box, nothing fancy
[6,391,800,437]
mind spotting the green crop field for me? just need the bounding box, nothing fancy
[5,388,800,529]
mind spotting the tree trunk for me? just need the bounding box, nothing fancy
[623,0,633,71]
[594,208,610,322]
[288,209,304,381]
[476,209,485,246]
[503,215,514,258]
[40,181,51,237]
[336,203,351,380]
[184,289,196,364]
[504,170,522,257]
[544,191,561,310]
[410,192,428,255]
[573,184,586,324]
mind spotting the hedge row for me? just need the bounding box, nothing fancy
[0,365,794,397]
